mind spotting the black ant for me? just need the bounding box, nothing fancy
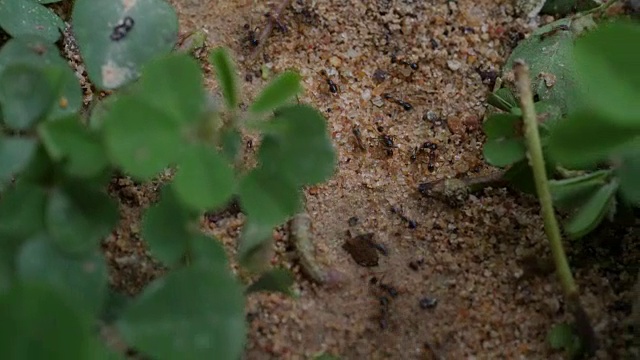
[390,52,418,70]
[243,24,259,47]
[327,79,338,93]
[110,16,135,41]
[383,93,412,111]
[399,59,418,70]
[352,125,366,151]
[409,142,438,171]
[320,70,339,94]
[390,205,418,229]
[539,24,570,41]
[380,134,395,156]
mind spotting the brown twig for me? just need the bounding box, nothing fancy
[248,0,293,61]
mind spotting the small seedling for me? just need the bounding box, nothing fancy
[475,7,639,357]
[0,1,336,358]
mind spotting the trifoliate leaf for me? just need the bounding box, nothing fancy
[72,0,178,89]
[0,37,83,121]
[246,268,295,296]
[219,127,242,163]
[103,96,183,180]
[189,234,229,269]
[0,283,93,359]
[504,18,582,117]
[0,283,92,360]
[487,88,518,112]
[0,136,37,189]
[117,266,246,360]
[250,71,302,113]
[142,187,194,266]
[17,236,108,316]
[573,21,640,127]
[258,104,336,186]
[616,145,640,205]
[549,170,611,210]
[237,218,274,270]
[547,111,640,168]
[483,138,527,167]
[483,113,522,139]
[136,54,205,125]
[210,48,238,110]
[564,180,618,239]
[172,144,235,211]
[239,167,301,229]
[0,0,64,42]
[0,181,47,240]
[38,116,109,178]
[0,65,56,130]
[46,183,119,254]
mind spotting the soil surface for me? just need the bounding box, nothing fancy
[101,0,640,359]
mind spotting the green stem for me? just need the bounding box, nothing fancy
[514,61,577,297]
[579,0,621,17]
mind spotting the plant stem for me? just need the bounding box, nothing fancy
[514,60,576,303]
[514,61,597,353]
[580,0,621,16]
[248,0,293,61]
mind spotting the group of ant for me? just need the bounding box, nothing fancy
[240,10,441,172]
[352,118,439,172]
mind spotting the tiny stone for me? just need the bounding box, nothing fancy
[372,68,388,84]
[329,56,342,67]
[342,233,379,267]
[361,89,372,101]
[424,110,439,122]
[447,60,462,71]
[419,297,438,309]
[371,96,384,107]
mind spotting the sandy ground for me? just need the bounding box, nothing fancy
[101,0,640,359]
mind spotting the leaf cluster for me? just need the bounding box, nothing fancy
[483,18,640,241]
[0,0,335,358]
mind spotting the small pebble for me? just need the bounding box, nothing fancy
[372,68,388,83]
[361,89,372,101]
[329,56,342,67]
[423,110,439,122]
[419,297,438,309]
[447,60,462,71]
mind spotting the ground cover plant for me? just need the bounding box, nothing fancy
[0,0,638,358]
[479,1,640,357]
[0,0,335,358]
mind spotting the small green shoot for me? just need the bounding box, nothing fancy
[0,2,336,358]
[547,323,583,359]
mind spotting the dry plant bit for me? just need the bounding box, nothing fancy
[418,171,507,207]
[289,212,345,285]
[342,232,380,267]
[247,0,293,61]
